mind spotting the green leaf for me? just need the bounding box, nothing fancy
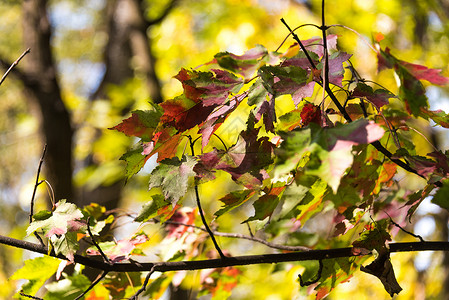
[432,180,449,211]
[119,146,148,180]
[245,184,286,222]
[135,194,176,222]
[45,273,91,300]
[313,256,368,300]
[215,189,256,218]
[352,219,392,251]
[149,155,197,204]
[27,200,85,237]
[11,256,60,297]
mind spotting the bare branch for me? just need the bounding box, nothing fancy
[29,144,47,247]
[0,234,448,273]
[0,48,30,86]
[144,0,179,26]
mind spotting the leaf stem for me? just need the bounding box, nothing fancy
[188,135,226,259]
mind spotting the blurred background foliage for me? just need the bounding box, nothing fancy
[0,0,448,299]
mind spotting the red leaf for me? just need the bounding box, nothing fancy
[196,122,274,188]
[300,103,321,126]
[352,83,394,109]
[166,208,196,238]
[110,109,161,140]
[400,62,449,85]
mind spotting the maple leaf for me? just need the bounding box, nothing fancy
[27,200,86,261]
[148,155,197,204]
[87,234,148,263]
[360,249,402,297]
[195,115,274,188]
[165,207,196,238]
[300,102,321,126]
[325,51,352,86]
[159,68,243,132]
[200,267,241,299]
[276,119,384,192]
[215,189,256,218]
[352,220,391,251]
[376,48,449,116]
[213,45,269,79]
[432,180,449,211]
[352,82,395,109]
[199,93,245,149]
[400,61,449,85]
[109,108,162,141]
[135,194,179,223]
[420,108,449,128]
[258,65,309,98]
[276,177,328,227]
[313,256,368,300]
[103,272,142,299]
[245,184,286,222]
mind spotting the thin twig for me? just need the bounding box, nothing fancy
[29,144,47,246]
[19,293,43,300]
[0,48,30,86]
[165,220,310,251]
[87,217,111,264]
[188,135,226,259]
[387,215,425,243]
[129,265,156,300]
[74,271,108,300]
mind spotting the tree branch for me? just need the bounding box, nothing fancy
[1,234,447,273]
[144,0,179,27]
[0,48,30,86]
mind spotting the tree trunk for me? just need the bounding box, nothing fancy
[22,0,73,202]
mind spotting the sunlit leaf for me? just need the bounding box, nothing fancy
[149,155,197,204]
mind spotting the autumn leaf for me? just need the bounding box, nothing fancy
[135,194,179,223]
[149,155,197,204]
[213,44,269,79]
[420,108,449,128]
[215,189,256,218]
[376,47,449,116]
[360,249,402,297]
[195,115,274,188]
[27,200,86,261]
[87,234,148,263]
[245,184,286,222]
[276,119,384,192]
[109,108,162,141]
[352,82,395,109]
[400,61,449,85]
